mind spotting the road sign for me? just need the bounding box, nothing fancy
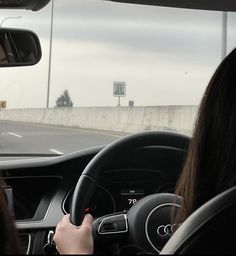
[113,82,126,97]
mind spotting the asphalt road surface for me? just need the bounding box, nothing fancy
[0,121,127,155]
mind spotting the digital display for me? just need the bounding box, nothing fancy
[3,187,15,217]
[119,189,144,211]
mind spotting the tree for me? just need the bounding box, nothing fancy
[56,90,73,107]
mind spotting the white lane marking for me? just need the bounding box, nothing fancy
[8,132,22,138]
[4,121,124,138]
[88,131,122,138]
[15,131,122,138]
[49,149,64,155]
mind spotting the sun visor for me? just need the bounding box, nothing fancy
[106,0,236,12]
[0,0,51,11]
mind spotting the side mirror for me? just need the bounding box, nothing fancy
[0,28,41,67]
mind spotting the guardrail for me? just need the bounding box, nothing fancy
[0,106,198,135]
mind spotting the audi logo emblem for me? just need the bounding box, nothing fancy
[156,224,180,237]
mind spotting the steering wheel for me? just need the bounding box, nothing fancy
[70,131,189,253]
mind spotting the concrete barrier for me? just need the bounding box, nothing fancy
[0,106,198,135]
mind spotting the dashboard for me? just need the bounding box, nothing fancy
[0,143,187,254]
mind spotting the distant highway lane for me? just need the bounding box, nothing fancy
[0,121,127,155]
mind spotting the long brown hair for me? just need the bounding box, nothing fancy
[0,178,21,254]
[175,48,236,224]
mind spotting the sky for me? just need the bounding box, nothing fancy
[0,0,235,109]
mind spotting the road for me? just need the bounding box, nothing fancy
[0,121,127,155]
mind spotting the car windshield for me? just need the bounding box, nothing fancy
[0,0,235,155]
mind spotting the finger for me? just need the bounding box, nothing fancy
[55,215,70,230]
[62,214,71,224]
[82,214,93,227]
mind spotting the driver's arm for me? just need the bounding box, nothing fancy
[53,214,94,255]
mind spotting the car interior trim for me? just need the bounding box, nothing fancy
[107,0,236,11]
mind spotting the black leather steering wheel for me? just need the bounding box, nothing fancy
[70,131,189,253]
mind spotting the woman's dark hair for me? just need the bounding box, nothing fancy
[174,48,236,224]
[0,178,21,254]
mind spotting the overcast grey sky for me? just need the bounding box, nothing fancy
[0,0,235,109]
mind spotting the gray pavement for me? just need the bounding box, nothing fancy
[0,121,127,155]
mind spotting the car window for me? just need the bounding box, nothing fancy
[0,0,235,155]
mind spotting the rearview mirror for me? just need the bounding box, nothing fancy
[0,28,41,67]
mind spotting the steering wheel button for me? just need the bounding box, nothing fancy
[118,221,126,231]
[97,214,128,235]
[117,216,126,222]
[100,222,118,233]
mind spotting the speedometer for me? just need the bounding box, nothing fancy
[63,186,115,218]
